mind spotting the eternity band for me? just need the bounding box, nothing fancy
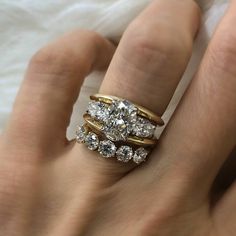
[76,124,151,164]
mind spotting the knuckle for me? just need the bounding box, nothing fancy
[29,45,75,74]
[122,20,192,65]
[209,33,236,76]
[27,46,78,86]
[29,47,73,81]
[74,29,103,45]
[28,29,100,77]
[30,46,61,67]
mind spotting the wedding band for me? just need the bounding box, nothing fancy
[83,113,157,146]
[76,124,151,164]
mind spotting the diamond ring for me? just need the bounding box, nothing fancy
[76,124,151,164]
[86,94,164,142]
[75,94,164,164]
[90,94,164,126]
[83,114,158,146]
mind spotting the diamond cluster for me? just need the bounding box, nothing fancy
[75,125,149,164]
[87,100,156,141]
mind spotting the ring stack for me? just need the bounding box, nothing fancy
[75,94,164,164]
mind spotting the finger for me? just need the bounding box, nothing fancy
[5,30,115,152]
[72,0,200,174]
[100,0,200,115]
[152,1,236,197]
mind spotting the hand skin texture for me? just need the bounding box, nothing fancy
[0,0,236,235]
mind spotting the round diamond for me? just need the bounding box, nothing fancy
[75,125,87,143]
[132,117,156,138]
[116,146,133,163]
[103,100,138,141]
[87,101,109,121]
[98,140,117,158]
[133,148,149,164]
[85,132,99,151]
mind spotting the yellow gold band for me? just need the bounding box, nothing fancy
[83,114,158,146]
[90,94,164,126]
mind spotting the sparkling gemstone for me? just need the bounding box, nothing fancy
[132,117,156,138]
[133,147,149,164]
[116,146,133,163]
[103,100,138,141]
[75,125,87,143]
[85,132,99,151]
[98,140,117,158]
[87,101,109,121]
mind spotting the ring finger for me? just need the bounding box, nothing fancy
[72,0,201,176]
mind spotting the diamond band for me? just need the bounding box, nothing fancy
[76,125,149,164]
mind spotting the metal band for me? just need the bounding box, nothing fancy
[83,114,158,146]
[90,94,164,126]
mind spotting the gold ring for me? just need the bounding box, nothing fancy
[76,123,152,164]
[75,94,164,164]
[83,114,158,146]
[90,94,164,126]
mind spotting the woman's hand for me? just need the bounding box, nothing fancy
[1,0,236,235]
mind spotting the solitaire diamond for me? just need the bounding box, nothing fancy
[116,146,133,163]
[98,140,117,158]
[88,101,109,121]
[133,147,149,164]
[133,117,156,138]
[103,100,138,141]
[75,125,87,143]
[85,132,99,151]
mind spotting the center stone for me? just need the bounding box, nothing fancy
[102,100,138,141]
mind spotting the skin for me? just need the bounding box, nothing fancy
[0,0,236,235]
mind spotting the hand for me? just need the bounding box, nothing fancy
[1,0,236,235]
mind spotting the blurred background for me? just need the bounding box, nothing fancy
[0,0,229,139]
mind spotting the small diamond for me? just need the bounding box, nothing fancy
[133,147,149,164]
[133,117,156,138]
[87,101,109,122]
[75,125,87,143]
[98,140,117,158]
[116,146,133,163]
[85,132,99,151]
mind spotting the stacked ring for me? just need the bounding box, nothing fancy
[75,94,164,164]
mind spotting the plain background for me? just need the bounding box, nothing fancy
[0,0,229,139]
